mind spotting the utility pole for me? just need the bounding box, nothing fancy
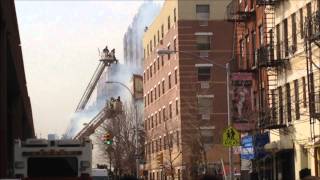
[226,63,233,180]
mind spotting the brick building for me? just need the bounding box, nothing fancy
[142,0,235,179]
[228,0,320,179]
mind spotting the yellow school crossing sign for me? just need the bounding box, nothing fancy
[223,126,240,147]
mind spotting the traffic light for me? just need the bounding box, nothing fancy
[103,133,113,145]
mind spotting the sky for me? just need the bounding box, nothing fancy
[15,0,159,138]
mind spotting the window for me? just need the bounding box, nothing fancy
[155,113,158,126]
[286,83,292,122]
[151,115,154,128]
[158,111,161,124]
[276,24,281,59]
[302,77,307,107]
[292,13,297,52]
[157,57,160,70]
[150,65,152,78]
[174,39,177,52]
[147,69,149,80]
[168,74,172,89]
[176,99,179,115]
[161,56,164,66]
[198,97,213,116]
[157,30,160,43]
[151,90,153,103]
[147,93,149,105]
[307,3,312,35]
[143,72,146,84]
[159,137,162,151]
[283,19,288,57]
[240,39,244,62]
[167,45,171,60]
[144,48,146,59]
[174,8,177,22]
[162,108,166,121]
[198,67,211,81]
[154,62,156,73]
[294,80,300,120]
[154,87,157,100]
[168,16,171,30]
[154,35,156,47]
[150,40,152,52]
[174,69,178,84]
[163,136,167,150]
[147,44,149,56]
[161,24,164,38]
[300,8,304,38]
[176,131,180,148]
[278,87,283,124]
[196,35,211,50]
[162,80,165,94]
[245,35,250,69]
[259,25,264,46]
[169,103,172,119]
[158,84,161,97]
[144,96,146,107]
[196,4,210,21]
[252,31,257,66]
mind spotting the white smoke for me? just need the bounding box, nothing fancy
[63,1,162,139]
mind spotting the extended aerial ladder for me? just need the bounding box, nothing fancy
[75,47,118,112]
[73,98,122,140]
[72,46,122,140]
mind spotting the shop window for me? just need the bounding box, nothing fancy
[197,67,211,81]
[168,16,171,30]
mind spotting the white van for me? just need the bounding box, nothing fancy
[92,168,108,180]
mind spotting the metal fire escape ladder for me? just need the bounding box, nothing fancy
[304,10,320,141]
[259,3,287,129]
[75,56,118,112]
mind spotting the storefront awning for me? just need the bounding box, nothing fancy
[264,140,293,152]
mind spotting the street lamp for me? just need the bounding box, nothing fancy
[157,49,233,180]
[105,81,140,179]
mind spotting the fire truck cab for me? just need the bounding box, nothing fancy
[14,138,92,180]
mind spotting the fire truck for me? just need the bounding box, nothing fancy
[13,137,92,180]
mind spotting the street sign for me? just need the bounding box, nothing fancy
[223,126,240,147]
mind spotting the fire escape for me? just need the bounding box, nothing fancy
[256,0,288,129]
[304,9,320,140]
[227,0,256,71]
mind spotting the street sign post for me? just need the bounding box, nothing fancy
[223,126,240,147]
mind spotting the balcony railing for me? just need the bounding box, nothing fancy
[256,0,278,5]
[305,10,320,42]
